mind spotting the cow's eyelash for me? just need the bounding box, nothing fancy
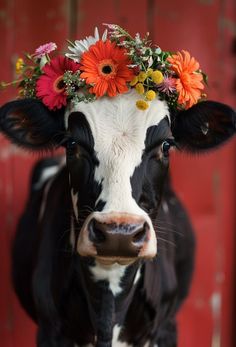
[65,137,94,154]
[66,138,99,165]
[145,138,176,153]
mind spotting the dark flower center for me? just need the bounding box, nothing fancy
[102,65,112,74]
[57,79,65,90]
[53,76,65,93]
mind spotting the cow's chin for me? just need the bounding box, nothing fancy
[95,256,137,266]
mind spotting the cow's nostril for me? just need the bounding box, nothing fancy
[88,219,106,244]
[132,223,148,245]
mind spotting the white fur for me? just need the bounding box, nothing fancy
[71,189,79,221]
[89,262,127,296]
[162,200,169,214]
[33,165,59,190]
[112,325,132,346]
[75,324,154,346]
[38,178,55,221]
[134,267,141,285]
[67,91,169,255]
[38,160,66,221]
[112,325,151,346]
[67,90,169,216]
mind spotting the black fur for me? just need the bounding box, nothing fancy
[0,98,235,347]
[12,162,195,347]
[0,99,65,150]
[171,101,236,152]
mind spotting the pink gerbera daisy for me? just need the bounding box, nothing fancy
[34,42,57,59]
[36,56,80,110]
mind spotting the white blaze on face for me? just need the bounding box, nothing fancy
[68,90,169,217]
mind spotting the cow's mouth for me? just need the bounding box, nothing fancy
[96,256,137,266]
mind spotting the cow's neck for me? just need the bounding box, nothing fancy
[75,256,141,345]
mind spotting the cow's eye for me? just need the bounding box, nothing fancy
[66,139,77,155]
[67,139,76,148]
[161,141,171,157]
[67,139,77,153]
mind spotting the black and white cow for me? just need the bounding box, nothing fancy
[0,90,235,347]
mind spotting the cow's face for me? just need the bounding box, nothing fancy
[66,91,172,263]
[1,93,235,263]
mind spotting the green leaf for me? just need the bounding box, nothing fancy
[202,71,208,86]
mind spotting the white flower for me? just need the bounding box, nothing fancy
[135,33,142,45]
[147,56,153,67]
[155,47,162,54]
[66,27,107,62]
[39,55,48,68]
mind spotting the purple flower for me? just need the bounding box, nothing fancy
[157,75,176,95]
[34,42,57,59]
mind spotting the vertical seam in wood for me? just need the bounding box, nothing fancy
[69,0,78,40]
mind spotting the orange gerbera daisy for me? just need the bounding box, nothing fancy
[167,50,204,109]
[80,39,134,97]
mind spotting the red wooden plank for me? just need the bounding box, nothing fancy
[0,1,19,346]
[0,1,70,346]
[0,136,14,347]
[0,0,235,346]
[151,0,236,346]
[74,0,149,39]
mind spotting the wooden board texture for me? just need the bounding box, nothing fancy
[0,0,235,346]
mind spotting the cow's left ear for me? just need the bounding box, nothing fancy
[0,98,66,150]
[171,101,236,152]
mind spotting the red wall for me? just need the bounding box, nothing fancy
[0,1,235,346]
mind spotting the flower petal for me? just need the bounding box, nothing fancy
[79,39,134,98]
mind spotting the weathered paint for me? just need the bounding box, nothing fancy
[0,0,235,346]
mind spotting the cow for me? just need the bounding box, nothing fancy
[0,90,235,347]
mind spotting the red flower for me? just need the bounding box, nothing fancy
[36,56,80,110]
[80,39,134,97]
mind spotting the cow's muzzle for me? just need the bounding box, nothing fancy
[77,212,157,264]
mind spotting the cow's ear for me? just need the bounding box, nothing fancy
[0,98,66,150]
[171,101,236,152]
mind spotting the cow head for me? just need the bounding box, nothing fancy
[0,91,235,264]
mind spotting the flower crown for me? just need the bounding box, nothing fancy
[1,24,207,111]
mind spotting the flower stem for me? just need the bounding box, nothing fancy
[0,79,22,89]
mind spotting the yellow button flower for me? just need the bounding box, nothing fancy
[18,89,25,97]
[138,71,147,82]
[15,58,24,74]
[136,100,149,110]
[151,70,164,84]
[145,90,156,101]
[147,68,153,77]
[130,76,138,86]
[135,83,145,94]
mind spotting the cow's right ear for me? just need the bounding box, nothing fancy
[0,98,66,150]
[171,101,236,152]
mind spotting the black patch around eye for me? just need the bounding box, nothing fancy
[67,112,95,151]
[66,141,99,167]
[145,117,173,152]
[66,112,99,164]
[161,141,171,158]
[66,138,77,151]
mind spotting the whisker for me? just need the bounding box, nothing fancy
[157,236,176,248]
[152,224,183,236]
